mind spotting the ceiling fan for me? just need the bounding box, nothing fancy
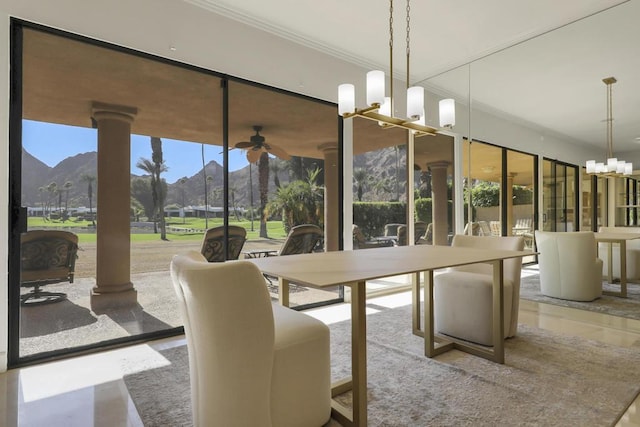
[234,125,291,163]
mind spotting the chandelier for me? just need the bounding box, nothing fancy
[337,0,455,137]
[586,77,632,176]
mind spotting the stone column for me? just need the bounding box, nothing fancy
[90,102,138,311]
[319,142,339,252]
[428,161,450,246]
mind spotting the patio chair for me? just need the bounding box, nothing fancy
[384,223,404,238]
[397,222,429,246]
[200,225,247,262]
[489,221,502,236]
[263,224,324,285]
[20,230,79,305]
[273,224,324,256]
[353,224,394,249]
[478,221,492,236]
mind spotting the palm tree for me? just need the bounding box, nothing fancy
[151,137,168,240]
[266,167,324,232]
[46,182,57,218]
[202,143,209,229]
[271,160,281,188]
[248,162,255,231]
[63,181,73,215]
[206,175,214,226]
[81,174,96,225]
[257,152,271,238]
[136,142,168,240]
[353,168,368,202]
[179,177,187,224]
[38,186,46,219]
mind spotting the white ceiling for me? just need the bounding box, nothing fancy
[186,0,640,154]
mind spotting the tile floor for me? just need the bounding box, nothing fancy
[2,283,640,426]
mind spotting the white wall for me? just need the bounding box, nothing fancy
[0,0,599,370]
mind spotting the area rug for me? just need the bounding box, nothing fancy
[520,273,640,321]
[124,304,640,426]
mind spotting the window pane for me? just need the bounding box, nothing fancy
[19,28,222,357]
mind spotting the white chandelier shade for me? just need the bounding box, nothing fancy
[337,0,454,137]
[337,76,456,132]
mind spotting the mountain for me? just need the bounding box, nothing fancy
[20,146,404,209]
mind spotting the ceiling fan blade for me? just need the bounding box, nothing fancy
[265,143,291,160]
[246,148,261,163]
[235,141,254,149]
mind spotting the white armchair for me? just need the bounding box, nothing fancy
[535,231,602,302]
[598,226,640,281]
[434,235,525,346]
[170,251,331,427]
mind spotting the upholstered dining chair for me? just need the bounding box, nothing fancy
[434,234,525,346]
[535,231,602,302]
[170,251,331,427]
[200,225,247,262]
[20,230,79,305]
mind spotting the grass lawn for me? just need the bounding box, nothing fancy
[27,216,288,244]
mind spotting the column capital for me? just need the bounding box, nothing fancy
[91,101,138,124]
[427,160,450,170]
[317,142,339,153]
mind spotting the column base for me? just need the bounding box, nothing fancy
[90,286,138,313]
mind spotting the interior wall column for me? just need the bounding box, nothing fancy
[428,161,450,246]
[90,102,138,311]
[319,142,339,252]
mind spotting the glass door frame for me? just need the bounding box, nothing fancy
[8,19,343,367]
[543,158,580,232]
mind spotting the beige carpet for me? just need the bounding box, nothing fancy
[125,304,640,426]
[520,273,640,320]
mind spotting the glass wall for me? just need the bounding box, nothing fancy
[542,159,579,232]
[351,119,409,294]
[462,140,536,262]
[581,171,608,231]
[228,80,339,307]
[13,25,339,364]
[463,140,503,237]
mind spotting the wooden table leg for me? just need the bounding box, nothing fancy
[492,260,505,364]
[278,277,289,307]
[350,281,367,426]
[620,240,628,298]
[412,271,422,335]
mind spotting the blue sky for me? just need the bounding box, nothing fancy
[22,120,250,183]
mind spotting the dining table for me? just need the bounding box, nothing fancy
[594,231,640,298]
[248,244,530,427]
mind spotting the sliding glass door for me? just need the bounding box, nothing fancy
[10,21,341,366]
[543,159,579,232]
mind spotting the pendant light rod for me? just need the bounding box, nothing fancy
[586,77,632,176]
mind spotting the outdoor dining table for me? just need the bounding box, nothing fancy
[594,231,640,298]
[248,244,530,427]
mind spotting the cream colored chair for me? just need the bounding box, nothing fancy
[170,251,331,427]
[535,231,602,302]
[434,235,525,346]
[598,226,640,281]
